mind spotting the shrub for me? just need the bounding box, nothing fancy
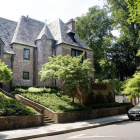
[0,92,37,116]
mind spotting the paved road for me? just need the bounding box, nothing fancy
[29,120,140,140]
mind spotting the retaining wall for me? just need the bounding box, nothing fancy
[0,114,44,131]
[15,94,126,123]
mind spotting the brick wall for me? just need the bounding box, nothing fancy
[0,115,44,131]
[35,37,54,86]
[12,44,34,86]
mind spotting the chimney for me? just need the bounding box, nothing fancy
[66,19,75,32]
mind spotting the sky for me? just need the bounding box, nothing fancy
[0,0,119,37]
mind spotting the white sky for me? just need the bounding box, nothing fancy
[0,0,119,37]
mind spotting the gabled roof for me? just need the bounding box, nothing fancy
[48,19,92,50]
[12,16,44,47]
[0,17,17,54]
[0,16,91,53]
[37,24,53,40]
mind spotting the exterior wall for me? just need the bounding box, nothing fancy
[35,36,53,86]
[0,39,12,92]
[12,44,34,86]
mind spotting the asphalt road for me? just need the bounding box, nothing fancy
[28,120,140,140]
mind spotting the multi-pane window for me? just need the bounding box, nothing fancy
[71,48,87,62]
[0,44,1,55]
[24,48,30,60]
[23,72,29,79]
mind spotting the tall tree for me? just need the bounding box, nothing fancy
[125,0,140,23]
[75,6,114,80]
[106,0,140,80]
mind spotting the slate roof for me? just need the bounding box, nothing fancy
[48,19,92,50]
[0,16,91,54]
[0,17,17,54]
[12,16,44,47]
[37,24,53,40]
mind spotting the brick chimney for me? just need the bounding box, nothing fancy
[66,19,75,32]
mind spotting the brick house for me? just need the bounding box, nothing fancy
[0,16,94,92]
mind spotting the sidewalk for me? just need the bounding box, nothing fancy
[0,114,128,140]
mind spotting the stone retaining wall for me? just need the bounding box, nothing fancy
[15,94,126,123]
[0,114,44,131]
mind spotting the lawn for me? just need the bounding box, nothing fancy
[13,87,89,113]
[0,92,37,116]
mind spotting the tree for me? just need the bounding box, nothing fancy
[75,6,114,80]
[39,54,94,103]
[123,72,140,105]
[0,60,12,84]
[125,0,140,23]
[106,0,140,80]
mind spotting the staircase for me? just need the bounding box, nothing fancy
[44,116,55,125]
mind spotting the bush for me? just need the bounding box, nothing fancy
[91,103,121,109]
[11,85,58,91]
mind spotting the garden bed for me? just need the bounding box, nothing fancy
[0,92,37,116]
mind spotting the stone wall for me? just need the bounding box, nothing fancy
[35,37,53,86]
[0,115,44,131]
[15,94,126,123]
[12,43,34,86]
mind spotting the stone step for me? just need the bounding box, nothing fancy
[44,115,55,125]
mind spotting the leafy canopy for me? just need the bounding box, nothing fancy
[123,72,140,99]
[125,0,140,23]
[39,54,94,102]
[0,60,12,84]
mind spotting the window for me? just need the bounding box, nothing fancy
[0,44,1,55]
[71,48,87,62]
[24,48,30,60]
[23,72,29,79]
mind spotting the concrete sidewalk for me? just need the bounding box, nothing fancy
[0,114,129,140]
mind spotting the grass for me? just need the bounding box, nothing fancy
[14,87,89,113]
[0,92,37,116]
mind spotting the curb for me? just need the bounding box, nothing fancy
[7,119,129,140]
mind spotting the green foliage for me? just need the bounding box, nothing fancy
[75,6,115,79]
[39,54,94,103]
[0,92,37,116]
[19,88,89,113]
[0,60,12,84]
[91,103,121,109]
[123,72,140,98]
[11,85,58,91]
[125,0,140,23]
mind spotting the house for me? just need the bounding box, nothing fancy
[0,16,94,92]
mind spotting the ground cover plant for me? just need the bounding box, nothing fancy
[14,87,89,113]
[0,92,37,116]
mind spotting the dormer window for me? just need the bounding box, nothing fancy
[67,30,77,43]
[0,44,1,55]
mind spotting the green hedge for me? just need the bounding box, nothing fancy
[11,85,58,91]
[0,92,37,116]
[91,103,121,109]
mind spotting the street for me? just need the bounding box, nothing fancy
[29,120,140,140]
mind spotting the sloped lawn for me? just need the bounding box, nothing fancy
[15,87,89,113]
[0,92,37,116]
